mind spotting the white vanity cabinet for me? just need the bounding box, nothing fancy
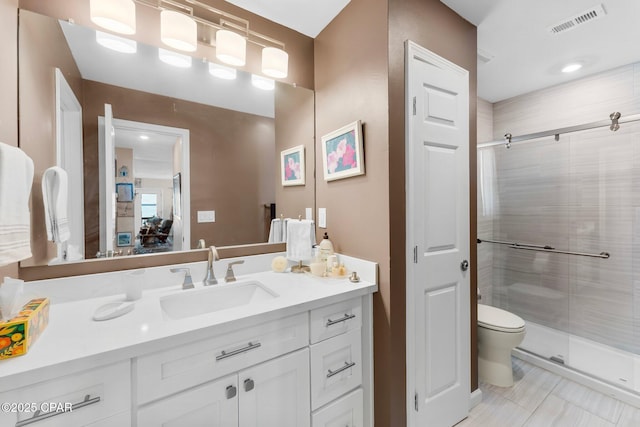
[0,361,131,427]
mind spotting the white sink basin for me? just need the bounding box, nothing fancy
[160,281,278,320]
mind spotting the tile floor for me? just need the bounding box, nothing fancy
[456,358,640,427]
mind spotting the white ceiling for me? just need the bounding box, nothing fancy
[224,0,351,37]
[115,128,176,180]
[441,0,640,102]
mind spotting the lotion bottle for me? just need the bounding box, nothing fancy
[318,232,334,272]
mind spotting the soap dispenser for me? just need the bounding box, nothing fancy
[318,232,334,271]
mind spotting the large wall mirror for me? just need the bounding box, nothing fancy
[18,9,315,268]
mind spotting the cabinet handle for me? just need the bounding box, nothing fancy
[216,341,261,361]
[326,313,356,327]
[226,385,237,399]
[327,361,356,378]
[15,394,101,427]
[244,378,255,392]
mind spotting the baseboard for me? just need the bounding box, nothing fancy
[469,388,483,409]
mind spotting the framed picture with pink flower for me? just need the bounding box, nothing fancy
[321,120,364,181]
[280,145,306,186]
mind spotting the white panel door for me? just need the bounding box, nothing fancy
[239,348,310,427]
[98,104,116,253]
[406,41,470,427]
[137,375,238,427]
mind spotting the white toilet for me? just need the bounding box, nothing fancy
[477,304,526,387]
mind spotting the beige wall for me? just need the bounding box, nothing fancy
[0,0,19,279]
[18,9,83,266]
[19,0,314,89]
[81,80,276,257]
[274,83,316,220]
[387,0,477,423]
[314,0,390,423]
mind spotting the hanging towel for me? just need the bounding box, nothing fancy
[0,142,34,266]
[42,166,70,243]
[286,219,314,261]
[268,218,283,243]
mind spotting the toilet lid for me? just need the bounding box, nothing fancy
[478,304,525,333]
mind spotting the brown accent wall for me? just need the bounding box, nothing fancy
[274,83,315,219]
[314,0,390,424]
[18,0,314,89]
[16,10,83,266]
[388,2,478,425]
[0,0,19,279]
[81,80,275,258]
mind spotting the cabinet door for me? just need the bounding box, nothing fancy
[239,348,310,427]
[137,375,238,427]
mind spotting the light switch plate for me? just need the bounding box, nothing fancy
[305,208,312,220]
[197,210,215,223]
[318,208,327,228]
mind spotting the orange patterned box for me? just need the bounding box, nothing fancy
[0,298,49,360]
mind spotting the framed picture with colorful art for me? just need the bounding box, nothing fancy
[280,145,305,186]
[321,120,365,181]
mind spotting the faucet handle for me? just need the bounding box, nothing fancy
[171,267,194,289]
[225,260,245,282]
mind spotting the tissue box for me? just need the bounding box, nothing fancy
[0,298,49,360]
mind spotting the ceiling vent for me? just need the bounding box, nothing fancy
[547,4,607,34]
[477,48,495,64]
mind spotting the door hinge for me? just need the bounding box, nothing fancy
[413,246,418,264]
[414,392,419,411]
[412,96,417,116]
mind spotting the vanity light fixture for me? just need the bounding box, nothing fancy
[209,62,237,80]
[251,74,275,91]
[160,10,197,52]
[262,47,288,78]
[90,0,136,35]
[562,63,582,73]
[96,31,137,54]
[158,48,192,68]
[216,29,247,66]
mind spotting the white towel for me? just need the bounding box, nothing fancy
[268,218,283,243]
[286,219,314,261]
[42,166,70,243]
[0,143,34,266]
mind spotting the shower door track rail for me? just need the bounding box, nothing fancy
[477,112,640,149]
[477,238,610,259]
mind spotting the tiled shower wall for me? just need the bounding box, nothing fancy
[477,62,640,355]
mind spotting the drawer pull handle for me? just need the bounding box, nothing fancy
[226,385,237,399]
[326,313,356,327]
[15,394,101,427]
[327,361,356,378]
[216,341,261,361]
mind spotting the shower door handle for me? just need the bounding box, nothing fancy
[460,260,469,272]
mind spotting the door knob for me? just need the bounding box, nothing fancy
[460,260,469,271]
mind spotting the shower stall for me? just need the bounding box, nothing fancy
[477,113,640,400]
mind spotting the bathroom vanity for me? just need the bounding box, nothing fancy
[0,254,377,427]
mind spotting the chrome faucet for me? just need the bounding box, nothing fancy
[170,267,194,290]
[203,246,219,286]
[225,260,245,282]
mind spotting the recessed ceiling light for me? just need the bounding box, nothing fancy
[96,31,137,53]
[251,74,275,91]
[158,48,192,68]
[139,135,149,140]
[562,63,582,73]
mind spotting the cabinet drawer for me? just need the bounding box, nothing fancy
[310,298,362,344]
[138,375,238,427]
[310,328,362,410]
[85,411,130,427]
[0,361,130,427]
[312,388,363,427]
[137,312,309,404]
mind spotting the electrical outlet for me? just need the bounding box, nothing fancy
[305,207,312,220]
[318,208,327,228]
[197,210,215,223]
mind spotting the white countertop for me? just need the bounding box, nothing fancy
[0,264,377,392]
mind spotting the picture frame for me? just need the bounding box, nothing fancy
[173,173,182,218]
[280,145,306,186]
[321,120,365,181]
[116,182,134,202]
[116,232,132,247]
